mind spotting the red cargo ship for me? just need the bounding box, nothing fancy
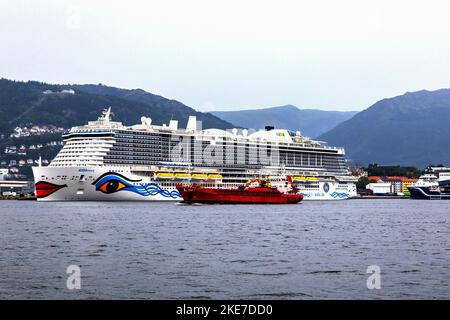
[176,178,303,204]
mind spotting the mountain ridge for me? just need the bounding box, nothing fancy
[318,89,450,168]
[0,79,235,135]
[211,105,357,138]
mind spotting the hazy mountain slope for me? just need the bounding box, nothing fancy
[211,105,357,137]
[318,89,450,168]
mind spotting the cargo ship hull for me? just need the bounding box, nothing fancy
[407,186,450,200]
[177,185,303,204]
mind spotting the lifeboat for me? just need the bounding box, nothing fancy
[191,172,208,180]
[174,172,190,179]
[293,176,318,181]
[155,171,174,179]
[207,173,223,179]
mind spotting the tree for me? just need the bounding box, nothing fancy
[356,176,370,189]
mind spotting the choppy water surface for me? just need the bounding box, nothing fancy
[0,199,448,299]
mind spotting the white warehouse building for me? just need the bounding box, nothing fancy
[366,182,392,195]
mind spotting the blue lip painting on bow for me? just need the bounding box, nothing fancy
[92,172,181,198]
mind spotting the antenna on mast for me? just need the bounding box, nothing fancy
[100,107,113,122]
[105,107,111,121]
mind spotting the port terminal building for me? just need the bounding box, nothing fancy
[0,169,35,196]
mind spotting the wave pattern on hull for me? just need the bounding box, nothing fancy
[330,192,349,199]
[132,183,182,198]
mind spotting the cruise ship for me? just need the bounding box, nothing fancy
[32,108,357,201]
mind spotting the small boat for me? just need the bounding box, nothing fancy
[176,177,303,204]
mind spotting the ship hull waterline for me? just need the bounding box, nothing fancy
[407,186,450,200]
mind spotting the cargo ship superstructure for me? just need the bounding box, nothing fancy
[33,108,356,201]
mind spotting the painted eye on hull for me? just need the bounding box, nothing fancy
[97,179,128,194]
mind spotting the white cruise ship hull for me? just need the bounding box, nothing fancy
[33,166,183,201]
[297,181,355,200]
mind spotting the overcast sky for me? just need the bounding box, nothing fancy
[1,0,450,111]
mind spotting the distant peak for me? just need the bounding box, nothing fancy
[402,88,450,97]
[264,104,299,111]
[281,104,298,109]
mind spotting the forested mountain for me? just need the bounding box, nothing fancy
[0,79,234,135]
[318,89,450,168]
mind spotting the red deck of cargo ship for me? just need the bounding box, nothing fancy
[176,184,303,204]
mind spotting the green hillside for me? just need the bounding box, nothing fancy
[0,79,234,134]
